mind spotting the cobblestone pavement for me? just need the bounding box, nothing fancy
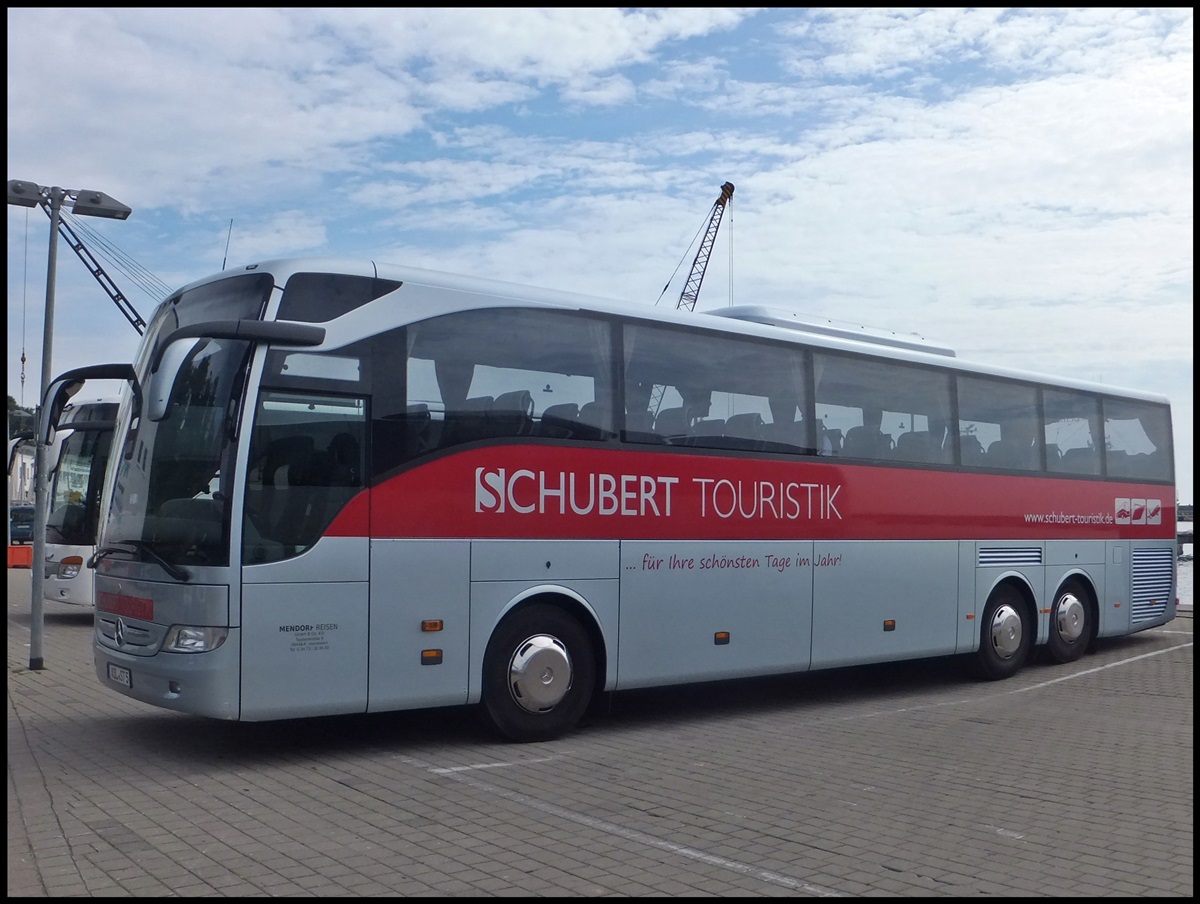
[8,568,1193,897]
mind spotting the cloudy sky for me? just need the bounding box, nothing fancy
[6,8,1193,502]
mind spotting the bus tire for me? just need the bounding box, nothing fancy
[975,584,1032,680]
[1046,579,1092,664]
[481,603,596,743]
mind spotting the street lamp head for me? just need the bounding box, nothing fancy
[70,189,132,220]
[7,179,45,208]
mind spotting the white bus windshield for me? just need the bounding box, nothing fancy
[101,274,273,569]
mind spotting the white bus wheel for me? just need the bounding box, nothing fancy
[975,584,1032,681]
[481,603,596,743]
[1046,579,1092,664]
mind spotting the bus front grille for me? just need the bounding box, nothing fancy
[96,615,157,654]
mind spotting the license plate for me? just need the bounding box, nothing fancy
[107,662,132,688]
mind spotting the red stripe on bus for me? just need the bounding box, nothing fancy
[96,590,154,620]
[324,490,370,537]
[323,446,1175,542]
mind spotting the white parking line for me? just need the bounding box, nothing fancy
[406,638,1191,897]
[431,765,844,897]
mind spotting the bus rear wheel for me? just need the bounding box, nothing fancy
[1046,579,1092,664]
[975,584,1032,680]
[481,603,595,743]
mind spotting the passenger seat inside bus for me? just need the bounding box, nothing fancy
[986,439,1036,470]
[372,403,434,470]
[724,412,764,441]
[761,419,807,452]
[245,435,317,551]
[841,425,892,460]
[491,389,535,437]
[1059,447,1099,474]
[442,395,494,446]
[691,417,725,437]
[325,432,361,486]
[654,407,691,440]
[958,434,986,466]
[262,435,315,489]
[623,408,655,435]
[575,401,614,440]
[535,402,579,438]
[894,430,940,463]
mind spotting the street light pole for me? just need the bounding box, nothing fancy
[7,179,131,670]
[26,188,64,669]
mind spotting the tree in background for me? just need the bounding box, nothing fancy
[8,396,35,439]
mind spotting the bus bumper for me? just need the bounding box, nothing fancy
[93,632,243,720]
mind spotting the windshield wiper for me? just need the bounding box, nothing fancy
[87,541,192,582]
[87,545,131,569]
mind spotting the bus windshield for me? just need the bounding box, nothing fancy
[46,424,114,547]
[102,273,273,569]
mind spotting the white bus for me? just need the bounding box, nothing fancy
[43,396,120,606]
[57,258,1176,741]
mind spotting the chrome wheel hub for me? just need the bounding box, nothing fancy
[989,603,1024,660]
[507,634,572,713]
[1055,593,1086,643]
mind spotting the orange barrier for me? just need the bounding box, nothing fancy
[8,545,33,569]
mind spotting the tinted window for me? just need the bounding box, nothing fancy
[396,308,615,461]
[814,353,953,464]
[278,273,403,322]
[624,323,811,454]
[1103,398,1172,481]
[243,391,367,565]
[1044,389,1101,475]
[957,376,1041,471]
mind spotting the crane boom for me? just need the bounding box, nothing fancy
[676,181,734,311]
[39,204,147,335]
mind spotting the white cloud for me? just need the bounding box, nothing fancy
[7,7,1192,500]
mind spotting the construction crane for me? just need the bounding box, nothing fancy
[645,182,735,416]
[40,205,147,335]
[673,181,734,311]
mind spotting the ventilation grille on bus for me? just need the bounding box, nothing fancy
[977,547,1043,567]
[1130,547,1174,624]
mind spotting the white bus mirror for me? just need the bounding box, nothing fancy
[147,340,194,422]
[39,364,137,445]
[146,319,326,422]
[39,379,83,447]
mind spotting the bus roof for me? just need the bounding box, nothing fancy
[174,257,1172,408]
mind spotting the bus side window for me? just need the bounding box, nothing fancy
[243,392,366,564]
[405,308,615,453]
[624,322,808,454]
[958,375,1039,471]
[1103,398,1173,482]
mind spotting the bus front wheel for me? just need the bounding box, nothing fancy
[1045,579,1092,664]
[975,584,1032,680]
[481,603,596,743]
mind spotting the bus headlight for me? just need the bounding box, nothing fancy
[162,625,228,653]
[58,556,84,579]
